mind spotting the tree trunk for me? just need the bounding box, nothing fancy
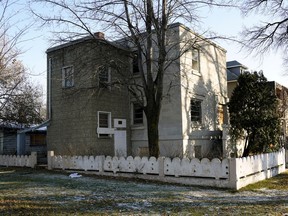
[242,135,249,157]
[147,115,160,157]
[242,132,254,157]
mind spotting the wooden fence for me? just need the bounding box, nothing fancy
[47,148,286,189]
[0,152,37,168]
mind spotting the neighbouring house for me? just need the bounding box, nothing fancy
[226,60,248,99]
[0,123,47,162]
[46,23,228,158]
[0,124,21,155]
[226,60,288,153]
[267,81,288,148]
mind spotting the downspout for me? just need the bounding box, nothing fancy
[48,57,52,120]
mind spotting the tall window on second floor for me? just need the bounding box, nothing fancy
[99,67,111,88]
[192,48,200,73]
[133,51,140,74]
[190,99,202,123]
[62,66,74,88]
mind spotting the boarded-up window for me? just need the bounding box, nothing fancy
[218,105,224,126]
[30,134,46,146]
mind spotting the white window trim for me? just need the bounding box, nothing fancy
[97,111,112,138]
[191,48,201,76]
[62,65,74,88]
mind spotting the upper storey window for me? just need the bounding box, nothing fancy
[99,67,111,88]
[133,51,140,74]
[192,48,200,74]
[62,66,74,88]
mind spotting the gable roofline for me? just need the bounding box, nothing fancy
[46,23,227,55]
[118,22,227,53]
[46,34,130,54]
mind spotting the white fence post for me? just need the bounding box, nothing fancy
[158,157,165,178]
[47,151,54,170]
[30,152,37,168]
[228,158,238,189]
[222,124,230,158]
[98,155,105,174]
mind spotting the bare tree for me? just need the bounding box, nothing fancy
[0,0,45,127]
[31,0,229,156]
[238,0,288,65]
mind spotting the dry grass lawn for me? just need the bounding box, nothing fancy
[0,167,287,215]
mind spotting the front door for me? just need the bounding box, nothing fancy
[114,130,127,157]
[114,119,127,157]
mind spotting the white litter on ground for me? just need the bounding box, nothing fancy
[69,173,82,178]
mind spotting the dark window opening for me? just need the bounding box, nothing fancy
[133,52,140,74]
[191,99,202,122]
[133,104,143,124]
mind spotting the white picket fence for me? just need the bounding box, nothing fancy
[0,152,37,168]
[230,149,286,189]
[47,149,286,189]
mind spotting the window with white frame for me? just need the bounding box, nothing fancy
[133,103,143,125]
[62,66,74,88]
[98,66,111,88]
[192,48,200,73]
[190,99,202,122]
[97,111,112,138]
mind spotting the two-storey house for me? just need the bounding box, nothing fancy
[46,23,228,158]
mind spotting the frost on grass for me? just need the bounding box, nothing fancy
[0,168,287,215]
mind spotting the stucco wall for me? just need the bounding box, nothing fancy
[130,24,227,158]
[178,26,227,158]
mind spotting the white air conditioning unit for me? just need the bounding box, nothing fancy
[114,119,126,128]
[97,127,115,134]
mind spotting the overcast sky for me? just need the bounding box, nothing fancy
[15,1,288,100]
